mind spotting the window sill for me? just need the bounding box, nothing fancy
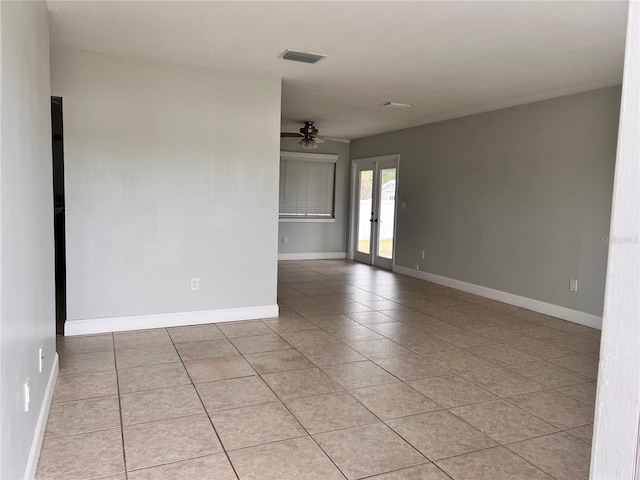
[279,218,336,223]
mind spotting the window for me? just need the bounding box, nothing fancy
[279,152,338,221]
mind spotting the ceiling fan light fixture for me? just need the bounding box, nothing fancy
[299,137,318,149]
[381,101,413,108]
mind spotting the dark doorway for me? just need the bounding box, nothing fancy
[51,97,66,335]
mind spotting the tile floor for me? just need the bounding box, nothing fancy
[38,260,600,480]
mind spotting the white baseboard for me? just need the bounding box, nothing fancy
[65,304,279,336]
[393,265,602,330]
[278,252,346,260]
[24,353,58,480]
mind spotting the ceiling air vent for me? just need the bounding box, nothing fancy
[279,50,326,64]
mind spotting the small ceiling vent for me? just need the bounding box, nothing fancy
[381,101,413,108]
[279,50,326,64]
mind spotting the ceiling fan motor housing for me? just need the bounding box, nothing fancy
[300,121,319,137]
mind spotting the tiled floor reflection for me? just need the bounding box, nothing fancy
[38,260,599,479]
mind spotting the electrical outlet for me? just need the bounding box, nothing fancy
[24,379,30,412]
[420,250,425,259]
[413,264,420,271]
[569,278,578,292]
[282,237,288,244]
[190,278,200,291]
[401,202,406,210]
[39,346,43,373]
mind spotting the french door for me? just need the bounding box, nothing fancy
[352,155,399,269]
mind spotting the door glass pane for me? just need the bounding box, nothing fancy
[377,168,396,259]
[357,170,373,254]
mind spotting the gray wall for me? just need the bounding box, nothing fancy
[351,87,620,317]
[278,138,350,256]
[0,2,56,478]
[51,46,281,322]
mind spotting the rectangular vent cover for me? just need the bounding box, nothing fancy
[280,50,326,64]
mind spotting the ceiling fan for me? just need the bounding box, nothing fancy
[281,121,325,149]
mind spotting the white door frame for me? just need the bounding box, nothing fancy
[348,154,400,268]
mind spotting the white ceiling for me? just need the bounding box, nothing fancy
[47,1,628,140]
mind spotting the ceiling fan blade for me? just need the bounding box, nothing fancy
[314,137,326,144]
[281,132,302,138]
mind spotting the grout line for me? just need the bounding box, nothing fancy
[112,332,129,480]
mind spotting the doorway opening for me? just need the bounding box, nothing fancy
[51,97,66,335]
[351,155,399,270]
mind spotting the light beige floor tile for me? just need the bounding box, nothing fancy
[175,338,238,361]
[262,317,317,334]
[441,315,497,330]
[45,395,121,438]
[506,360,591,388]
[120,384,204,425]
[432,331,497,348]
[285,392,378,433]
[548,354,599,379]
[230,333,291,354]
[367,463,452,479]
[507,432,591,480]
[374,355,450,381]
[244,349,314,374]
[314,423,427,480]
[123,414,222,471]
[167,324,224,343]
[184,355,255,383]
[398,336,458,355]
[323,361,399,389]
[228,436,346,480]
[56,334,113,356]
[115,344,180,369]
[114,329,172,350]
[349,339,414,360]
[470,327,527,343]
[350,382,441,420]
[408,375,497,408]
[507,390,595,429]
[465,345,538,366]
[52,370,117,403]
[262,367,343,400]
[507,324,566,339]
[325,325,385,343]
[210,401,306,450]
[543,334,600,354]
[458,367,546,397]
[387,410,497,461]
[59,350,115,376]
[449,399,558,444]
[276,305,301,318]
[127,454,237,480]
[118,362,191,393]
[37,428,124,480]
[218,320,272,338]
[540,318,595,334]
[423,350,496,375]
[196,375,278,412]
[436,446,552,480]
[503,338,573,359]
[280,329,343,348]
[297,343,367,366]
[566,424,594,444]
[555,381,597,406]
[347,311,402,325]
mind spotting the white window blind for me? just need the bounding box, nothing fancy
[279,152,338,219]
